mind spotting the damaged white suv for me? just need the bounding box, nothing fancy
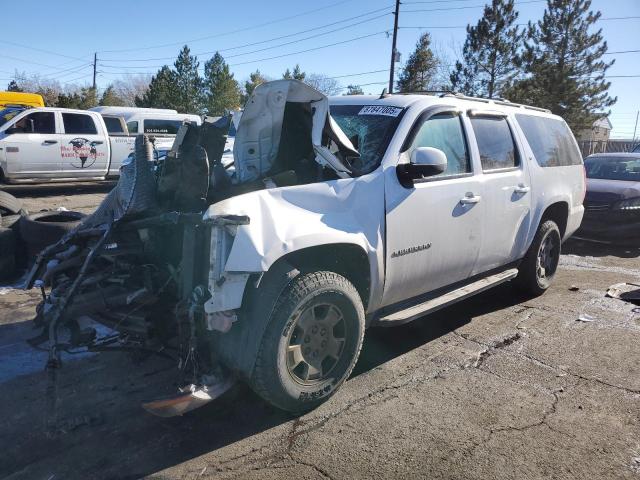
[26,80,585,415]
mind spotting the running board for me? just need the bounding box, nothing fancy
[376,268,518,326]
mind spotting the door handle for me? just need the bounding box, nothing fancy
[514,184,530,194]
[460,193,481,205]
[93,140,104,145]
[44,140,58,144]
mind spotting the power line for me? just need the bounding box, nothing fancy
[399,15,640,30]
[98,0,365,54]
[229,31,389,67]
[100,6,393,62]
[403,0,545,14]
[99,30,390,73]
[604,50,640,55]
[0,40,89,61]
[100,12,392,68]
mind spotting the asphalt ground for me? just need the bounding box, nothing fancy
[0,184,638,480]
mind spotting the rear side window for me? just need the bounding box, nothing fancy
[515,114,582,167]
[409,112,470,177]
[470,116,518,171]
[62,113,98,135]
[144,119,183,135]
[13,112,55,134]
[126,121,138,134]
[103,116,125,134]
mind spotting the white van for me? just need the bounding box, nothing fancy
[89,107,201,138]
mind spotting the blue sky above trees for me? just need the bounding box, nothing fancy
[0,0,637,137]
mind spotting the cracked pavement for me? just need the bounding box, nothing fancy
[0,188,639,479]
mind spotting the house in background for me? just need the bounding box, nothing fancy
[577,116,616,156]
[578,116,612,143]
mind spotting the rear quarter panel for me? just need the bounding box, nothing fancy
[513,120,585,243]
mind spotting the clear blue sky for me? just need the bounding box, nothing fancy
[0,0,638,137]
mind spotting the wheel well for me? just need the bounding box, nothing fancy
[273,244,371,309]
[541,202,568,238]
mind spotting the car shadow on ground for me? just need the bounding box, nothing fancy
[563,237,640,259]
[0,283,529,480]
[1,182,115,199]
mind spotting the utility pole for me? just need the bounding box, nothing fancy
[388,0,401,94]
[632,110,639,148]
[92,52,97,90]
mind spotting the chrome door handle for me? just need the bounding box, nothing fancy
[460,193,481,205]
[514,184,530,194]
[44,140,58,144]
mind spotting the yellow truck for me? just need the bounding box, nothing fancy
[0,91,45,108]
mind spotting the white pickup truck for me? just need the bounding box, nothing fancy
[27,80,585,416]
[0,107,174,183]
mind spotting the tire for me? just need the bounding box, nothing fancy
[515,219,562,296]
[0,190,23,216]
[19,211,86,258]
[251,271,365,413]
[0,227,16,281]
[1,213,22,230]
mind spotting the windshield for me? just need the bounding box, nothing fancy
[585,156,640,181]
[329,104,404,174]
[0,107,26,128]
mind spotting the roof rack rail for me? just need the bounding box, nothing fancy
[438,92,551,113]
[396,90,456,96]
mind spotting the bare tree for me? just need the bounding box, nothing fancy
[305,73,342,96]
[11,71,63,106]
[111,75,152,107]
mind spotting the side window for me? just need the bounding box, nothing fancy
[470,116,519,171]
[126,121,138,134]
[103,116,125,135]
[13,112,55,134]
[515,114,582,167]
[62,113,98,135]
[144,119,183,135]
[409,112,470,177]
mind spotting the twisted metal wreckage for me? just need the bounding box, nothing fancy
[24,80,362,417]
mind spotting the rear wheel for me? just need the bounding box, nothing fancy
[251,271,365,413]
[515,219,562,296]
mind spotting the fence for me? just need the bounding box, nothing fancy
[578,139,638,157]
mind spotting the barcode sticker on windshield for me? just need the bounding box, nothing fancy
[358,106,403,117]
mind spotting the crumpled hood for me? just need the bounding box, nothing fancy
[233,79,356,183]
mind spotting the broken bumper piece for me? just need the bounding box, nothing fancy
[142,372,236,417]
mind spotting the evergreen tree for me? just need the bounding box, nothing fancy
[99,85,126,106]
[7,80,22,92]
[450,0,523,98]
[56,91,82,109]
[244,70,267,100]
[283,64,306,81]
[136,66,179,110]
[203,52,242,116]
[396,33,439,93]
[345,84,364,95]
[78,87,98,109]
[503,0,616,131]
[173,45,203,113]
[55,87,97,109]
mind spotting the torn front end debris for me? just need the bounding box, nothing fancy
[25,80,362,417]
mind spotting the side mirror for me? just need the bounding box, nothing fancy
[396,147,447,186]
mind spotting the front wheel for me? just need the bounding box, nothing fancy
[515,219,562,296]
[250,271,365,413]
